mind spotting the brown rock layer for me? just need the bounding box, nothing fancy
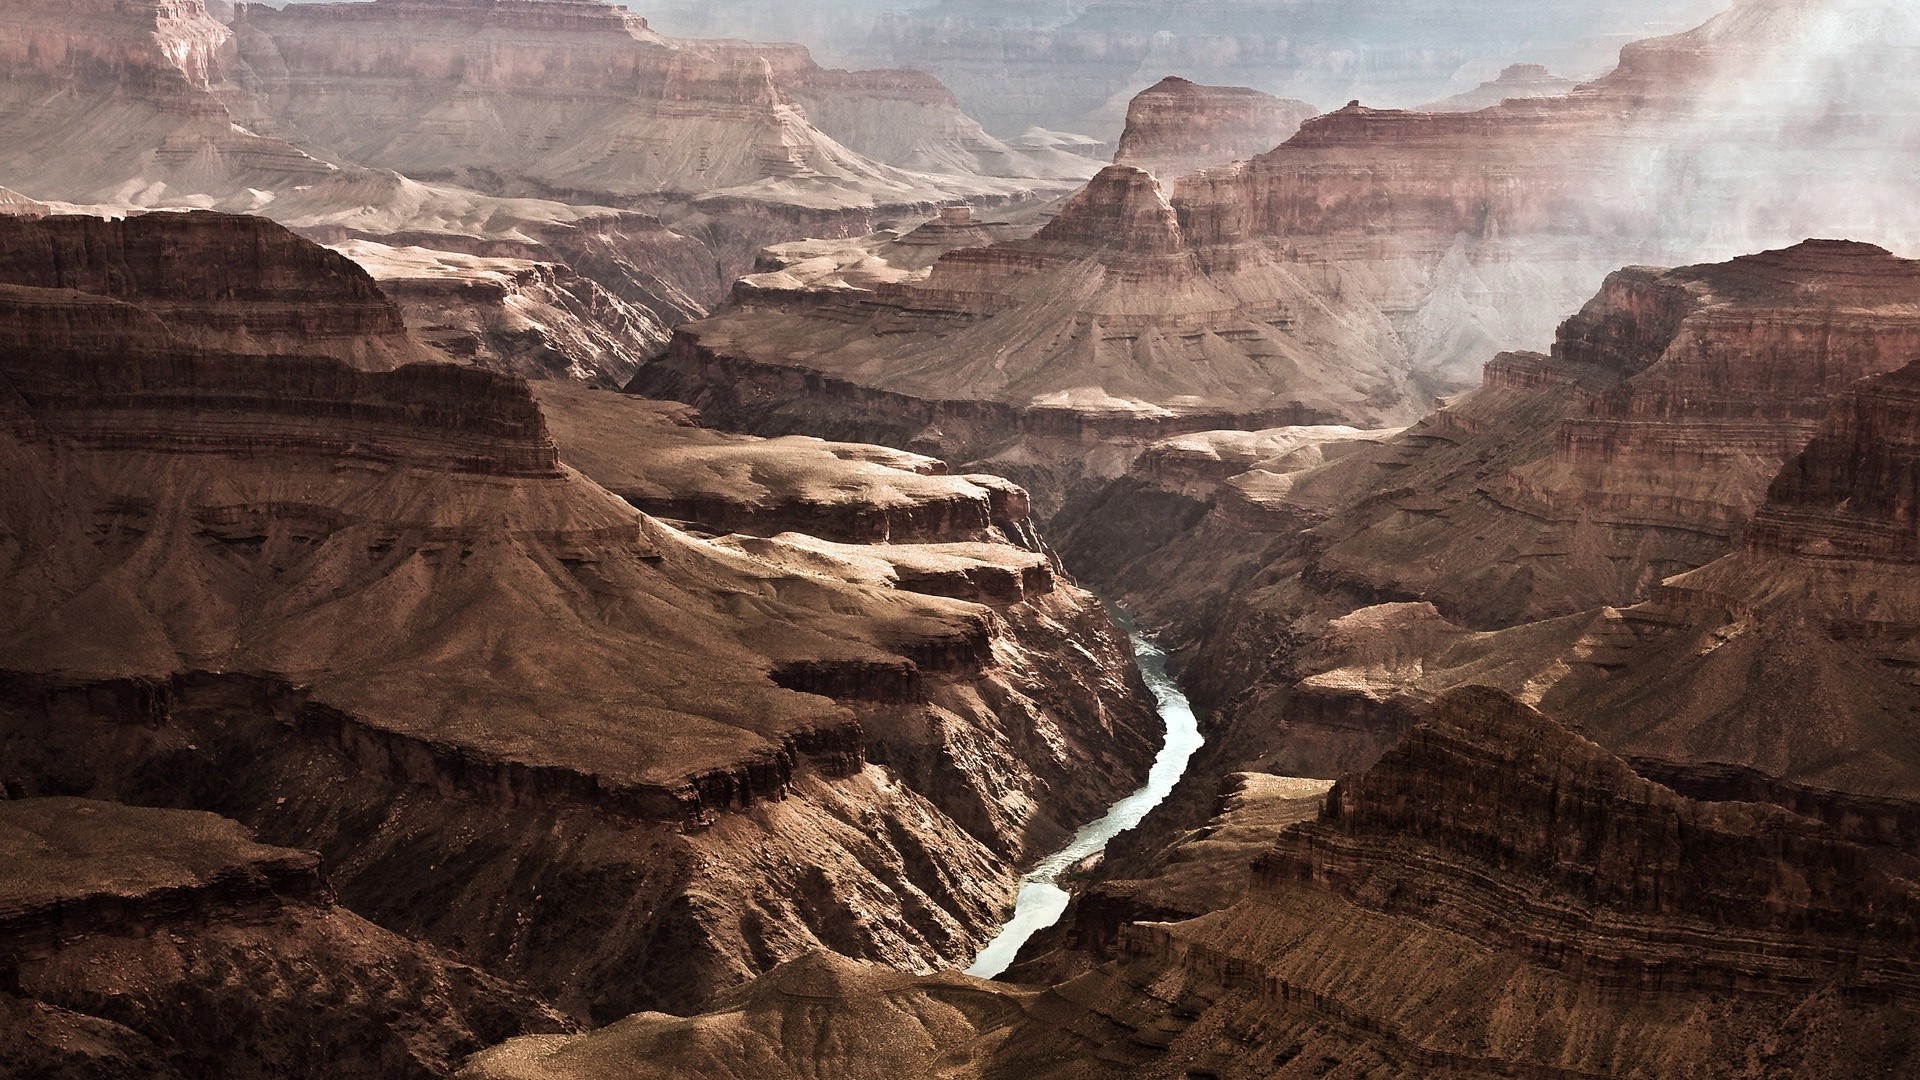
[0,211,1160,1023]
[0,797,564,1080]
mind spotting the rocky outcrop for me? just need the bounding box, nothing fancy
[646,161,1425,509]
[460,689,1920,1078]
[458,949,1134,1080]
[335,240,669,386]
[1114,77,1318,179]
[0,211,430,370]
[0,797,564,1079]
[533,383,1040,545]
[0,0,332,205]
[1085,689,1920,1078]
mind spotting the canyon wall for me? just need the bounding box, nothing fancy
[0,212,1160,1030]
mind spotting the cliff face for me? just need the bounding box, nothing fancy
[0,213,1160,1025]
[0,0,332,204]
[0,798,565,1079]
[0,211,432,370]
[1120,689,1920,1078]
[0,0,1095,408]
[1113,76,1318,179]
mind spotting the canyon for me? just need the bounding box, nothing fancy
[6,0,1920,1076]
[0,0,1099,387]
[0,212,1159,1040]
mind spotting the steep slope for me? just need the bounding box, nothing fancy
[0,212,1160,1024]
[1061,241,1920,791]
[0,798,566,1079]
[643,162,1426,507]
[0,0,333,206]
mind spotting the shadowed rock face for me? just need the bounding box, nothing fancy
[1113,77,1319,180]
[0,211,1160,1026]
[0,798,566,1080]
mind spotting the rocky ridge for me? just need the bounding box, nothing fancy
[453,687,1920,1078]
[0,0,1097,390]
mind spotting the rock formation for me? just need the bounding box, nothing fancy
[1059,239,1920,788]
[0,798,565,1079]
[229,0,1085,212]
[0,0,1098,400]
[455,688,1920,1078]
[654,0,1920,516]
[1113,77,1319,179]
[859,0,1729,137]
[0,212,1160,1031]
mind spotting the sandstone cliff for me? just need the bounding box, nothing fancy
[657,0,1920,518]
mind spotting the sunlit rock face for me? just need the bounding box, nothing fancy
[230,0,1085,211]
[1113,76,1319,179]
[0,0,1099,397]
[654,0,1920,516]
[1057,236,1920,824]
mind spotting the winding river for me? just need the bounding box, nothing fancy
[965,617,1204,978]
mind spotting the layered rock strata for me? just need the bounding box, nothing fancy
[457,688,1920,1078]
[862,0,1728,137]
[1048,238,1920,874]
[659,0,1920,514]
[1113,77,1318,179]
[0,797,563,1079]
[642,162,1427,507]
[0,212,1159,1025]
[231,0,1083,211]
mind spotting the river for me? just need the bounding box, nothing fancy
[964,617,1204,978]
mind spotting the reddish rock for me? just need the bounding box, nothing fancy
[1113,77,1318,179]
